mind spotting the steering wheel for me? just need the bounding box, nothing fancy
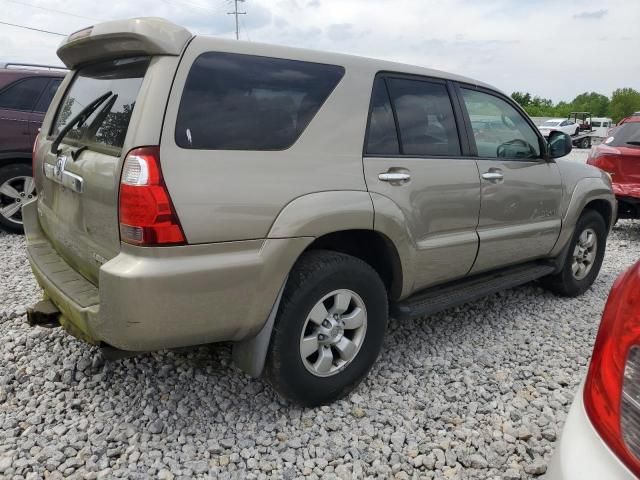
[497,138,536,158]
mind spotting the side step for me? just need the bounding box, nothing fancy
[391,263,555,321]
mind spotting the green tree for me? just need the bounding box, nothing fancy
[609,88,640,123]
[511,91,532,107]
[570,92,610,117]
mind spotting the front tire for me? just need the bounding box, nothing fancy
[0,163,35,234]
[540,210,607,297]
[264,250,388,407]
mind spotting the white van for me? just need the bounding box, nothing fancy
[590,117,614,138]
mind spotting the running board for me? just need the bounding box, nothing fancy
[391,263,555,321]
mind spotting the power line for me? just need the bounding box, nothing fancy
[3,0,104,22]
[0,20,66,36]
[227,0,246,40]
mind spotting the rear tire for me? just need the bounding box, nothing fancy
[0,163,34,234]
[264,250,388,407]
[540,210,606,297]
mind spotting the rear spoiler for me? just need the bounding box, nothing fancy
[57,17,193,69]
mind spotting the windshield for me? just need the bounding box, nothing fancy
[51,56,149,153]
[542,120,561,126]
[606,123,640,147]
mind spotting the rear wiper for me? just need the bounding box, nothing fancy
[626,141,640,146]
[70,94,119,161]
[50,91,113,155]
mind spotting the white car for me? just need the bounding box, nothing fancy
[546,260,640,479]
[538,118,580,137]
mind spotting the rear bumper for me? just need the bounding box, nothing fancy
[23,199,311,351]
[546,382,635,480]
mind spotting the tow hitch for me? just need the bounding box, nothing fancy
[26,300,61,328]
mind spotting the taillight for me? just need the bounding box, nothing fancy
[587,147,619,174]
[584,261,640,476]
[118,146,186,246]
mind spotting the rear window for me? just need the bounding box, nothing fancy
[607,122,640,147]
[51,57,149,153]
[175,52,345,150]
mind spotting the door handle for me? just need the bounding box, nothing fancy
[378,172,411,183]
[481,171,504,181]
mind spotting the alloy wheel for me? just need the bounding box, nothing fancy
[571,227,597,280]
[299,289,368,377]
[0,175,35,226]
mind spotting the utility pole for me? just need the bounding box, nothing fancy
[228,0,246,40]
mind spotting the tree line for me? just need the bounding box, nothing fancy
[510,88,640,123]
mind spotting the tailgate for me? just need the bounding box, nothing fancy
[32,18,192,285]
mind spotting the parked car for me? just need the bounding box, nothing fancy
[25,18,615,406]
[0,63,65,233]
[587,117,640,219]
[547,260,640,479]
[538,118,580,137]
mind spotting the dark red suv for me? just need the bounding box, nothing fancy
[587,116,640,220]
[0,63,65,233]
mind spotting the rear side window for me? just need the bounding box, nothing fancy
[0,77,49,111]
[34,78,62,113]
[175,52,345,150]
[607,122,640,147]
[51,57,149,153]
[386,78,461,156]
[365,78,400,155]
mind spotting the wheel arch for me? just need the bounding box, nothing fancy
[302,229,404,301]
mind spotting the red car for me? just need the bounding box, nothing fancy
[587,116,640,220]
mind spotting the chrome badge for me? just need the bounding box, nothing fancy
[53,154,67,181]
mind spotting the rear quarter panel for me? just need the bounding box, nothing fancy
[160,36,374,244]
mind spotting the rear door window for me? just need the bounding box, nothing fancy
[34,78,62,113]
[51,57,149,153]
[175,52,345,150]
[386,78,461,156]
[0,77,50,111]
[365,77,400,155]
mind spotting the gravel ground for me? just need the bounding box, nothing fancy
[1,217,639,479]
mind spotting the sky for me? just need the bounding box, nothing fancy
[0,0,638,102]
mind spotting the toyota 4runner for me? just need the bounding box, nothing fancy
[24,18,616,406]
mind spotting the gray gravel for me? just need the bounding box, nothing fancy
[1,220,639,480]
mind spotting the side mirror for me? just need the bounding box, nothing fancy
[548,131,572,159]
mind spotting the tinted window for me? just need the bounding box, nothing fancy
[592,121,602,127]
[607,122,640,147]
[461,89,541,159]
[34,78,62,113]
[176,52,345,150]
[0,77,49,111]
[51,57,149,152]
[365,78,399,155]
[387,78,460,156]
